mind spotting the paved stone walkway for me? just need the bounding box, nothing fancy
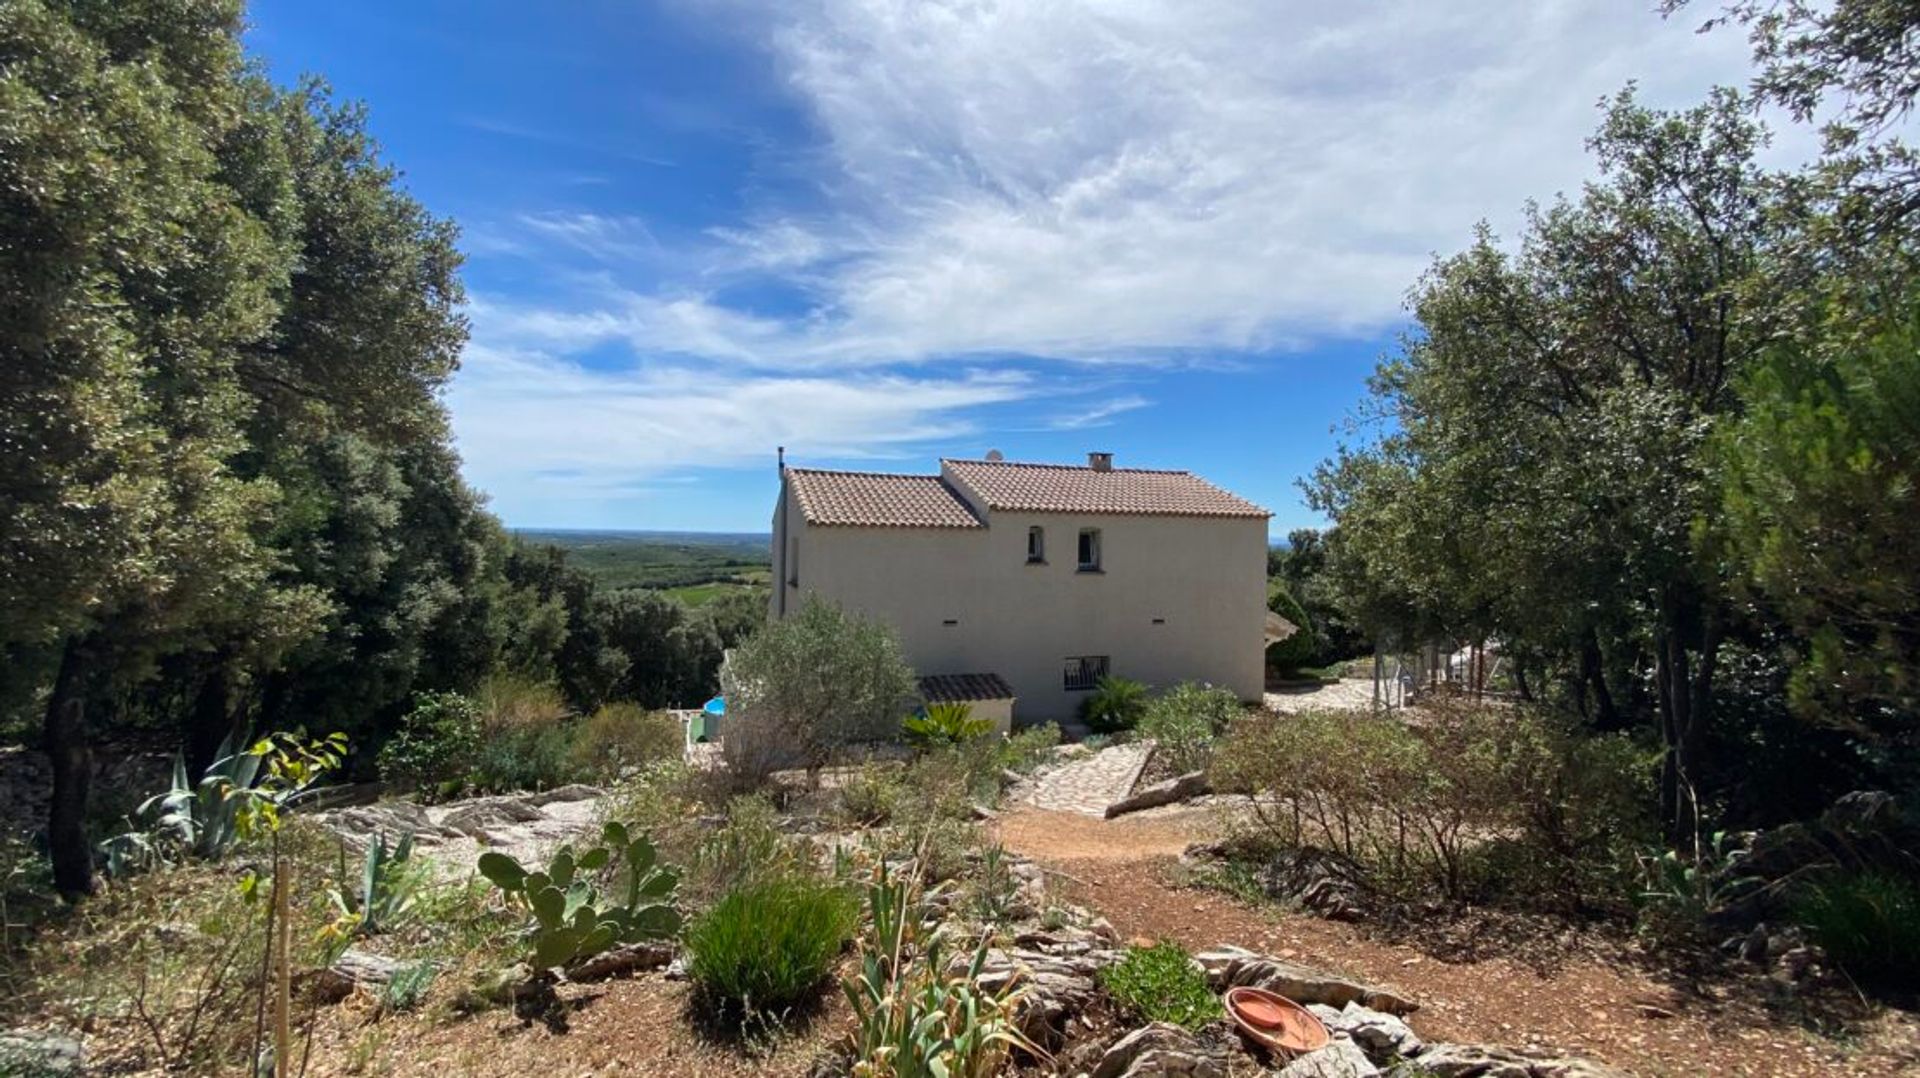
[1021,742,1154,816]
[1263,678,1380,714]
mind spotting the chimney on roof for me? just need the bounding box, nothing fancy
[778,446,786,476]
[1088,451,1113,472]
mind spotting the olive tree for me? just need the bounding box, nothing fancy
[721,596,916,782]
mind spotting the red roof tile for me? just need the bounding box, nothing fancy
[786,468,982,528]
[942,459,1268,518]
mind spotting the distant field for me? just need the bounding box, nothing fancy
[514,529,771,593]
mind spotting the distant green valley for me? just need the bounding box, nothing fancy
[514,530,772,605]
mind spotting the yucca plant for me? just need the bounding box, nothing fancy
[902,703,993,749]
[841,860,1044,1077]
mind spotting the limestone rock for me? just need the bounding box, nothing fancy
[1401,1043,1627,1078]
[1308,1002,1423,1061]
[1195,945,1416,1015]
[0,1029,84,1077]
[1105,772,1210,818]
[440,797,545,837]
[309,948,408,1002]
[1278,1038,1380,1078]
[1091,1023,1228,1078]
[974,941,1123,1048]
[528,783,604,806]
[566,940,675,982]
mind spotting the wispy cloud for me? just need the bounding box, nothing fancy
[469,0,1793,368]
[517,211,662,262]
[1048,395,1151,431]
[447,344,1038,509]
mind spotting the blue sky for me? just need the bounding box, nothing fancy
[246,1,1776,536]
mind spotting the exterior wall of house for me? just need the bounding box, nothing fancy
[772,482,1267,721]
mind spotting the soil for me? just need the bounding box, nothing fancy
[303,970,853,1077]
[993,805,1920,1078]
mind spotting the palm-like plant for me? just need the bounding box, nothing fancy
[1080,676,1149,734]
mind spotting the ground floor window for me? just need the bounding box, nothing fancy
[1063,655,1110,691]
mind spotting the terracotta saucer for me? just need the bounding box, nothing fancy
[1224,986,1330,1056]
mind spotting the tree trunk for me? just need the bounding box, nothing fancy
[1582,630,1625,732]
[185,648,241,777]
[43,636,98,899]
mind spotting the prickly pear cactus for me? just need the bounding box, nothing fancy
[477,820,682,970]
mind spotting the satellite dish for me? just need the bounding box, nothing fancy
[985,448,1005,461]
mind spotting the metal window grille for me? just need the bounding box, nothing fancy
[1063,655,1110,691]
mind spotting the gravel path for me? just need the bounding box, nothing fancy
[1263,678,1381,713]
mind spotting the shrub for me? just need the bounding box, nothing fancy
[377,692,483,797]
[688,794,818,900]
[468,720,574,793]
[723,595,917,781]
[903,702,993,749]
[686,877,858,1017]
[1080,676,1149,733]
[1265,585,1318,675]
[835,761,906,826]
[567,702,683,780]
[1137,683,1242,774]
[1211,705,1652,906]
[1099,942,1221,1030]
[1792,871,1920,988]
[999,723,1062,772]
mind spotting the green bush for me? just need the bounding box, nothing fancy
[376,692,483,797]
[1080,676,1149,733]
[567,702,684,781]
[1137,682,1242,774]
[1792,871,1920,988]
[1211,705,1652,906]
[688,794,817,900]
[468,720,574,793]
[998,723,1061,772]
[1265,586,1318,675]
[686,877,858,1017]
[1099,942,1222,1030]
[835,761,906,826]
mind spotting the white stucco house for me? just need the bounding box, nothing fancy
[768,451,1271,726]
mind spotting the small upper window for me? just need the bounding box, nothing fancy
[1077,528,1102,572]
[1027,526,1045,563]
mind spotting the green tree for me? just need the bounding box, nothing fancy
[722,596,916,779]
[1308,90,1780,836]
[1718,298,1920,731]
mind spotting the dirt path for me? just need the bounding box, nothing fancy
[993,806,1920,1078]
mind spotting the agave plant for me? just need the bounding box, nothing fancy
[98,733,297,875]
[328,831,424,940]
[477,821,682,971]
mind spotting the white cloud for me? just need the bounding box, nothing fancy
[446,344,1037,514]
[476,0,1799,368]
[451,0,1811,519]
[1048,395,1150,431]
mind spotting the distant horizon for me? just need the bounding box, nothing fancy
[509,524,1294,547]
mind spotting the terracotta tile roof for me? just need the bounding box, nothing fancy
[918,672,1016,702]
[942,459,1269,518]
[786,468,983,528]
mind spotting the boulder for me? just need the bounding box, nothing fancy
[0,1030,84,1077]
[1308,1002,1423,1061]
[1399,1043,1626,1078]
[566,940,675,982]
[1090,1022,1228,1078]
[439,797,545,838]
[1105,772,1211,818]
[308,948,410,1003]
[528,783,604,806]
[1195,945,1416,1016]
[1278,1038,1380,1078]
[973,941,1123,1048]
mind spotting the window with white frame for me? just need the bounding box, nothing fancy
[1077,528,1101,571]
[1063,655,1110,691]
